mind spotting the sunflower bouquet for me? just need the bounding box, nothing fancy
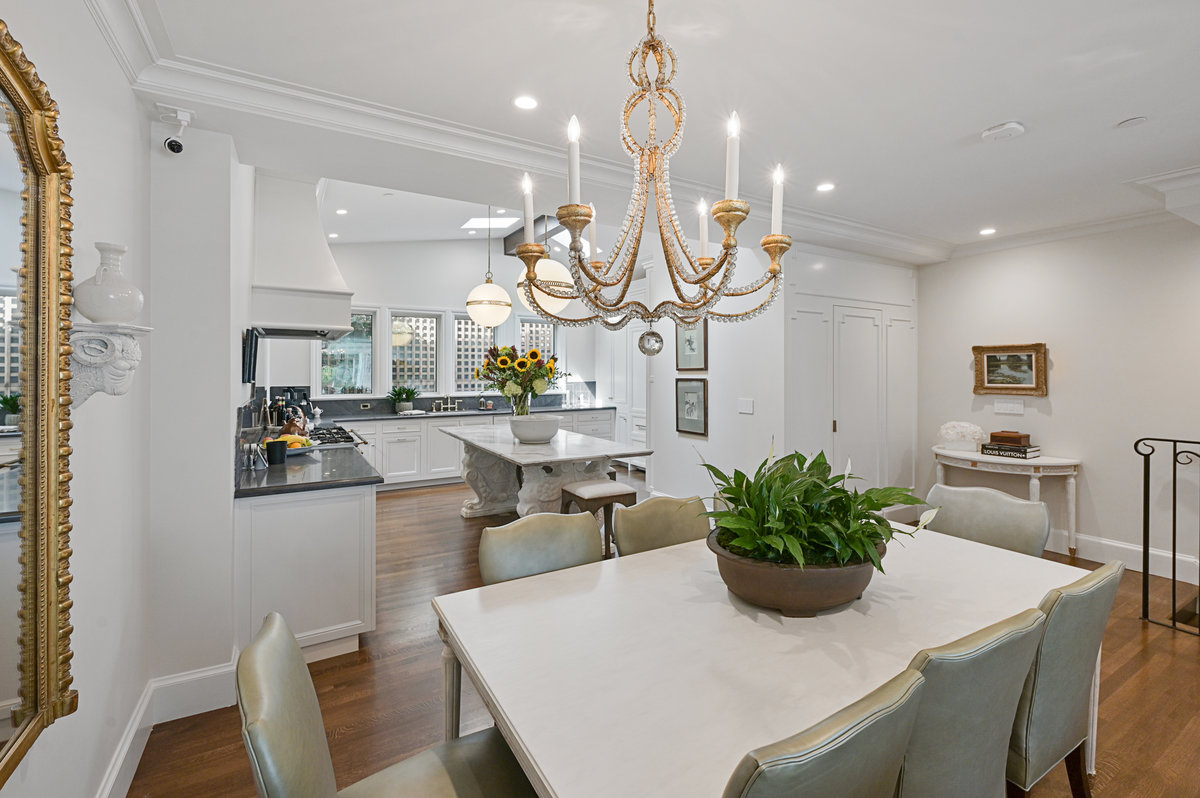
[477,345,562,415]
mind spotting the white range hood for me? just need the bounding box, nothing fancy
[251,172,353,340]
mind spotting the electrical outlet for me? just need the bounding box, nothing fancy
[360,403,370,410]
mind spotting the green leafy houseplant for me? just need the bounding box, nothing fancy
[0,394,19,416]
[388,386,420,403]
[704,449,935,573]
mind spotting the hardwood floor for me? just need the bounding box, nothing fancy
[127,478,1200,797]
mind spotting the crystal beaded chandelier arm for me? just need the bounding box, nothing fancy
[515,0,792,351]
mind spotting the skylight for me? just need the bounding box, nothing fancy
[461,217,520,230]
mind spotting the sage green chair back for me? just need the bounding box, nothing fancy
[479,512,602,585]
[722,668,925,798]
[236,611,342,798]
[1007,560,1124,792]
[612,495,710,556]
[902,608,1046,798]
[926,483,1050,557]
[237,613,538,798]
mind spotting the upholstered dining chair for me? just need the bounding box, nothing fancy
[722,668,926,798]
[1007,560,1125,798]
[478,511,603,585]
[236,612,537,798]
[612,495,711,556]
[901,608,1047,798]
[926,483,1050,557]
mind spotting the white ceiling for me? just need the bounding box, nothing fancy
[120,0,1200,258]
[318,182,521,244]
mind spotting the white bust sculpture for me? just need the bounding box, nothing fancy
[69,330,143,406]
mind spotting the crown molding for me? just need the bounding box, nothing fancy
[1129,165,1200,226]
[946,210,1179,260]
[84,0,158,83]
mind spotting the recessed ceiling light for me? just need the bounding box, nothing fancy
[461,217,519,230]
[816,183,835,192]
[496,208,506,214]
[979,228,996,236]
[514,95,538,110]
[382,192,394,197]
[468,230,477,235]
[1116,116,1148,129]
[980,121,1025,142]
[335,208,348,215]
[553,245,562,252]
[327,233,339,239]
[812,262,825,270]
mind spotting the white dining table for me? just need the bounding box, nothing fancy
[432,529,1093,798]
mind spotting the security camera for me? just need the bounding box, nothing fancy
[156,105,193,157]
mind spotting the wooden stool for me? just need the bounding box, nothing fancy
[560,479,636,559]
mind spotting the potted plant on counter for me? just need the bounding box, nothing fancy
[389,385,419,413]
[0,393,20,426]
[477,346,564,443]
[704,449,937,617]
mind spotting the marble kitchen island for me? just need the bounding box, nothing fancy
[439,425,652,518]
[234,445,383,661]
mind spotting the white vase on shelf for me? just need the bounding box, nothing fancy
[74,242,144,323]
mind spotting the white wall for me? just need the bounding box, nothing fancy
[263,238,598,392]
[646,248,787,501]
[917,219,1200,574]
[0,2,152,796]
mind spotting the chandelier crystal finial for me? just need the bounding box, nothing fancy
[516,0,791,352]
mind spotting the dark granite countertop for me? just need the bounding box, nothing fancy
[234,446,383,499]
[325,405,617,424]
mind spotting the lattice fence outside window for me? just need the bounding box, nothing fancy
[520,319,556,360]
[454,315,494,393]
[391,313,439,392]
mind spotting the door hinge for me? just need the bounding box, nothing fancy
[832,419,838,433]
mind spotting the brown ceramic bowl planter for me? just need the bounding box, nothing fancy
[707,531,885,617]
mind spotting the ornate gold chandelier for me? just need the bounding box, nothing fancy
[515,0,791,355]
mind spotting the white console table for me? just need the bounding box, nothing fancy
[932,446,1082,555]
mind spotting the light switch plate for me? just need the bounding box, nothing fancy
[994,398,1024,415]
[738,398,754,415]
[360,403,371,410]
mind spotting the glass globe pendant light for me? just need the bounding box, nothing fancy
[465,204,512,328]
[517,223,573,315]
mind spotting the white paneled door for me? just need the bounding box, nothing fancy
[786,296,916,491]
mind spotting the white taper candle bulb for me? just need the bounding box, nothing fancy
[771,165,784,234]
[698,200,709,258]
[725,113,741,200]
[567,115,581,205]
[522,173,535,244]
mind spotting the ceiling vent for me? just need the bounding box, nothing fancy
[251,173,354,340]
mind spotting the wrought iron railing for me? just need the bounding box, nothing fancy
[1134,437,1200,635]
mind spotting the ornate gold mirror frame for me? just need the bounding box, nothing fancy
[0,19,77,786]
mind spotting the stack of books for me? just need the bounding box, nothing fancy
[980,432,1039,458]
[980,442,1041,459]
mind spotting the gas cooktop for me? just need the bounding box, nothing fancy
[308,425,356,446]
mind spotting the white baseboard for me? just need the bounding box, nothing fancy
[1048,529,1199,585]
[96,649,238,798]
[95,681,154,798]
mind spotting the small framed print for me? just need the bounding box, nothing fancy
[972,343,1048,396]
[675,378,708,436]
[676,320,708,371]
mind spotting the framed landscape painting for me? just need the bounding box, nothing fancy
[675,378,708,436]
[972,343,1048,396]
[676,320,708,371]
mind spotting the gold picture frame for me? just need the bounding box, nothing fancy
[0,19,77,786]
[972,343,1048,396]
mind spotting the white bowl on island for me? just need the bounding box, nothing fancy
[509,414,561,444]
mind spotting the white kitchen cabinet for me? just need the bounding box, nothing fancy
[0,435,20,459]
[426,416,492,478]
[379,421,423,482]
[234,484,376,661]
